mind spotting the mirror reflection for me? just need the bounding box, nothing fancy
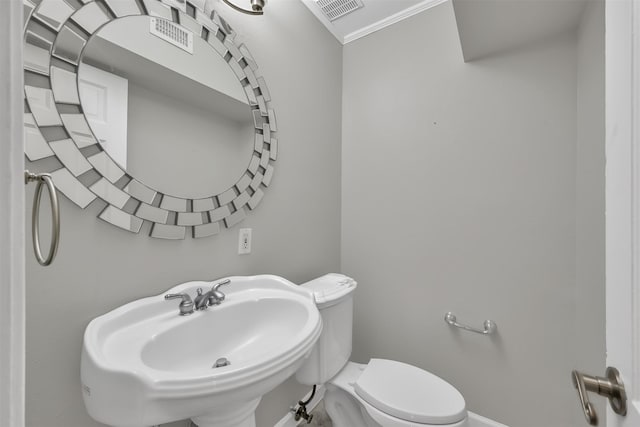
[79,15,255,199]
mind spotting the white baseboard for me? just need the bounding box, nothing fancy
[468,411,510,427]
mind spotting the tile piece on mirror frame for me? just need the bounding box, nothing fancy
[49,138,92,177]
[253,110,265,130]
[25,86,63,127]
[244,67,259,89]
[123,180,157,205]
[257,76,271,102]
[208,205,231,223]
[87,151,126,184]
[232,191,250,211]
[105,0,142,17]
[50,168,97,209]
[223,38,242,61]
[263,164,274,187]
[207,34,227,58]
[135,202,169,224]
[98,205,143,233]
[52,26,86,65]
[71,2,110,34]
[244,84,258,106]
[195,9,219,36]
[259,150,270,169]
[141,0,173,19]
[179,13,201,35]
[194,221,220,238]
[269,138,278,161]
[192,198,215,212]
[248,188,264,210]
[50,66,80,105]
[25,30,53,53]
[256,95,267,115]
[177,212,205,226]
[254,131,264,152]
[228,59,245,81]
[24,0,37,31]
[238,44,257,71]
[217,188,237,207]
[24,114,55,161]
[24,43,50,76]
[223,208,246,229]
[150,223,186,240]
[60,114,98,148]
[235,174,252,193]
[249,172,264,192]
[248,155,260,175]
[90,178,130,209]
[160,195,188,212]
[268,109,277,132]
[34,0,76,32]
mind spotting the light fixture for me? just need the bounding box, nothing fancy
[221,0,265,15]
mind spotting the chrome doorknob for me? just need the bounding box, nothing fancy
[571,367,627,425]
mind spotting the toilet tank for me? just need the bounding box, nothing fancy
[295,274,357,386]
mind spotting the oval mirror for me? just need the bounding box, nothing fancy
[22,0,277,239]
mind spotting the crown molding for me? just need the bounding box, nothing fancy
[301,0,447,45]
[343,0,447,44]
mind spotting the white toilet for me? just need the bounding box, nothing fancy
[295,274,468,427]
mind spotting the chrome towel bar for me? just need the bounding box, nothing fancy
[444,312,497,335]
[25,170,60,266]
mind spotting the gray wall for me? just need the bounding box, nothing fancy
[574,0,605,421]
[24,1,342,426]
[341,2,600,426]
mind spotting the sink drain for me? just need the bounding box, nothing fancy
[213,357,230,368]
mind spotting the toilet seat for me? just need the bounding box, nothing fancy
[355,359,466,425]
[330,360,467,426]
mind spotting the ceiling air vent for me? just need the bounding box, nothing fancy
[149,17,194,54]
[316,0,364,22]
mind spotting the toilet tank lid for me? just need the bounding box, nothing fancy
[354,359,466,425]
[300,274,357,307]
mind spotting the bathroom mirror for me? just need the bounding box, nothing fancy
[23,0,277,239]
[79,15,255,199]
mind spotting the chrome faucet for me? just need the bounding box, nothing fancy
[167,280,231,314]
[194,288,210,310]
[164,293,194,316]
[193,279,232,310]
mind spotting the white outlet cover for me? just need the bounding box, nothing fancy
[238,228,252,254]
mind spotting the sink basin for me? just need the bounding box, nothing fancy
[81,275,322,427]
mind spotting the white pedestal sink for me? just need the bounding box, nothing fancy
[81,275,322,427]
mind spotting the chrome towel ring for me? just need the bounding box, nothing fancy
[25,170,60,266]
[444,312,497,335]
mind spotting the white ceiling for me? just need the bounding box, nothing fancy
[300,0,589,60]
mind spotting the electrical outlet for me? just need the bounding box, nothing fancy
[238,228,252,255]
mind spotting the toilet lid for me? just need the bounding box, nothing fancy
[354,359,466,425]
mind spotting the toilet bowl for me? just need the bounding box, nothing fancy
[295,274,468,427]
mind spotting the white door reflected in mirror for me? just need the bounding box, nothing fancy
[79,64,129,169]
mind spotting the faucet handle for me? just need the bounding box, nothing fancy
[209,279,231,305]
[212,279,231,292]
[164,293,194,316]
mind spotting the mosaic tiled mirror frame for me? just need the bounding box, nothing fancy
[23,0,277,239]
